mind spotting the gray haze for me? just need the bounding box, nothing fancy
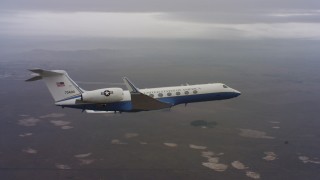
[1,0,320,13]
[1,0,320,42]
[1,0,320,180]
[1,39,320,180]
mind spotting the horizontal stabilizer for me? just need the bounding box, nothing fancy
[28,69,64,76]
[29,68,44,74]
[25,75,42,82]
[26,69,64,82]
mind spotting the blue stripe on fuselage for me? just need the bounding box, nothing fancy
[61,101,133,112]
[158,92,238,105]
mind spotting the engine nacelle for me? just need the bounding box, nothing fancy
[81,88,124,103]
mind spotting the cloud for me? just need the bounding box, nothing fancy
[201,151,215,158]
[61,126,74,130]
[49,120,73,130]
[246,171,261,179]
[163,9,320,24]
[201,151,224,158]
[1,11,319,40]
[0,1,319,40]
[55,164,71,169]
[19,114,29,117]
[298,155,320,164]
[267,10,320,20]
[207,157,219,163]
[111,139,127,145]
[191,22,320,40]
[202,162,228,172]
[74,153,95,165]
[163,143,178,147]
[0,12,209,39]
[50,120,71,126]
[18,117,40,126]
[19,133,33,137]
[219,23,320,40]
[124,133,139,138]
[22,147,38,154]
[189,144,207,150]
[231,161,248,170]
[269,121,280,124]
[201,150,228,172]
[40,113,65,118]
[1,0,319,13]
[74,153,92,158]
[262,152,277,161]
[78,159,95,165]
[238,129,275,139]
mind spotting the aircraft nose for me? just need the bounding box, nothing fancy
[234,90,241,97]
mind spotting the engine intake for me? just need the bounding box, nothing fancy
[81,88,124,103]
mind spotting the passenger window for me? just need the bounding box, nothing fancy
[167,92,172,96]
[176,92,181,95]
[193,90,198,94]
[149,94,154,98]
[185,91,189,95]
[158,93,163,97]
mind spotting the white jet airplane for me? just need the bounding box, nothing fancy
[26,69,241,113]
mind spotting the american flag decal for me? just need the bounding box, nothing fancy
[56,82,65,87]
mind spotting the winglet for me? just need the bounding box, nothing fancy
[123,77,140,93]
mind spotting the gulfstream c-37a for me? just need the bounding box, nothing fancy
[26,69,241,113]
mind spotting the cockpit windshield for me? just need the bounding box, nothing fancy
[223,84,228,88]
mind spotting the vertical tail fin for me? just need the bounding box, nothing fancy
[26,69,84,102]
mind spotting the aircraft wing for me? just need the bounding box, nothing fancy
[123,77,172,111]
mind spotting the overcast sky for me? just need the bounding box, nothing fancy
[1,0,320,39]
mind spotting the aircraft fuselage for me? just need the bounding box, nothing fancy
[58,83,240,112]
